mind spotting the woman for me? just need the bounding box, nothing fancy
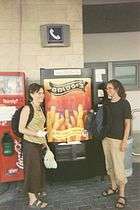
[19,83,48,208]
[102,79,131,209]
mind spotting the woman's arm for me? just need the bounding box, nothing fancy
[123,119,131,141]
[120,119,131,152]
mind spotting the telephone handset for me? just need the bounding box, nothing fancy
[49,28,61,40]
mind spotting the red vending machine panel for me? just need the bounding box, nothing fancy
[0,72,25,182]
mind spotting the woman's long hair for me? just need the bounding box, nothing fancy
[28,83,44,102]
[107,79,126,99]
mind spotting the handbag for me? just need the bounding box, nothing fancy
[44,149,57,169]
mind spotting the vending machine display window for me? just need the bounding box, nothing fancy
[0,76,24,95]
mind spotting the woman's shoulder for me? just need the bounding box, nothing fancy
[120,99,131,110]
[121,99,130,105]
[21,105,31,113]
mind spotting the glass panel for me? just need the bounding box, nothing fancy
[114,65,137,85]
[115,76,136,85]
[0,76,24,95]
[115,66,136,76]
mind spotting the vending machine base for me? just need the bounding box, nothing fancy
[46,140,106,181]
[0,131,24,183]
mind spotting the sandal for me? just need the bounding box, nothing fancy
[115,196,126,209]
[102,187,119,197]
[37,192,47,203]
[29,199,48,209]
[38,192,47,197]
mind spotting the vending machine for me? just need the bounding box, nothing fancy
[0,72,25,182]
[40,68,107,179]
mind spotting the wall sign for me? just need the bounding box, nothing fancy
[54,69,81,76]
[40,24,70,47]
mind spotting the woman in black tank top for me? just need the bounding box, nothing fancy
[102,79,131,209]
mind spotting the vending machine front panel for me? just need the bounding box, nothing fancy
[0,72,25,182]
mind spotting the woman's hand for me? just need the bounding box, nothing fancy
[42,143,50,150]
[120,140,128,152]
[36,130,47,137]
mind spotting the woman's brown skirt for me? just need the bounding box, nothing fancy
[23,140,45,194]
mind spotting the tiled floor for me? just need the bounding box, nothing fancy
[0,163,139,210]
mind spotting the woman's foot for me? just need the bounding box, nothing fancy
[102,187,119,196]
[28,192,47,208]
[115,196,126,208]
[29,199,47,208]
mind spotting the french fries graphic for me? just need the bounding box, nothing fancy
[46,104,88,142]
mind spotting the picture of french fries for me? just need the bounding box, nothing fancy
[44,78,92,143]
[46,104,89,143]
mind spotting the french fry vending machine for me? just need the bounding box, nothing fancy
[41,68,107,180]
[41,68,95,179]
[0,72,25,182]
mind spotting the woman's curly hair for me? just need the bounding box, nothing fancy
[107,79,126,99]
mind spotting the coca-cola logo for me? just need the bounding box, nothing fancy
[14,140,24,170]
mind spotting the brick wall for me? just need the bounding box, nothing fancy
[0,0,83,82]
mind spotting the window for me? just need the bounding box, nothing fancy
[85,61,140,90]
[113,62,140,90]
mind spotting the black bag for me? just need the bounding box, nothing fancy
[86,110,95,139]
[93,105,105,140]
[86,105,106,140]
[11,103,34,138]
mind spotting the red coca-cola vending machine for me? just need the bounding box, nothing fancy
[0,72,25,182]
